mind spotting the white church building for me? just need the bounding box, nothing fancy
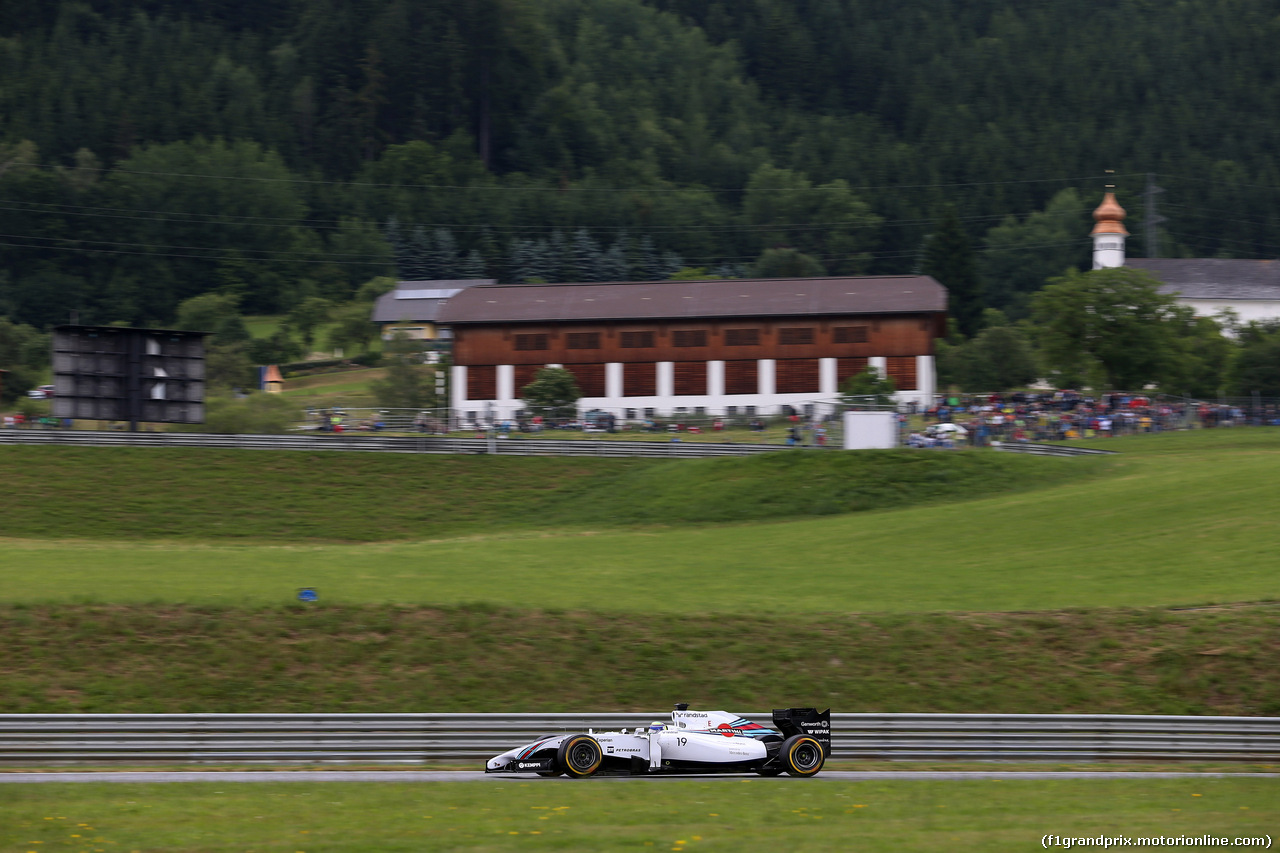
[1091,191,1280,326]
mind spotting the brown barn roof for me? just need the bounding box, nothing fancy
[438,276,946,324]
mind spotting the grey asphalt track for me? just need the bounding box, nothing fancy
[2,771,1276,783]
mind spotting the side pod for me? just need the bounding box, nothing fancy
[771,707,832,757]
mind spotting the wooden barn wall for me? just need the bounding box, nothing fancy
[673,361,707,396]
[452,315,937,366]
[835,356,870,386]
[884,356,918,391]
[623,362,657,397]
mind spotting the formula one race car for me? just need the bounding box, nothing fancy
[485,705,831,778]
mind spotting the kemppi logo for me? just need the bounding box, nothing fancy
[517,762,543,769]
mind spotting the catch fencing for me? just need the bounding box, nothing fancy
[1,713,1276,765]
[0,428,1122,458]
[0,429,793,458]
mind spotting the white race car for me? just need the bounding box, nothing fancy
[485,704,831,778]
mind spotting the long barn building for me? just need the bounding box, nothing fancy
[438,276,947,422]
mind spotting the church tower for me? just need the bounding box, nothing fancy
[1091,189,1127,269]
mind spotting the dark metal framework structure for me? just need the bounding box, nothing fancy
[52,326,207,429]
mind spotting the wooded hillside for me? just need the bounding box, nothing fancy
[1,0,1278,330]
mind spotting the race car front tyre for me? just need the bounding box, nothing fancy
[780,734,825,777]
[557,735,603,778]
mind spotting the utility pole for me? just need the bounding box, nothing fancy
[1143,173,1166,258]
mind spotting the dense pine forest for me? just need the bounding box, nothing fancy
[2,0,1280,397]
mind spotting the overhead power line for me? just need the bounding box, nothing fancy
[0,196,1095,236]
[5,161,1146,194]
[0,239,392,266]
[0,230,1092,268]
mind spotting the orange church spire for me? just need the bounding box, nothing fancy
[1091,190,1128,236]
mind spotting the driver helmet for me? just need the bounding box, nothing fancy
[649,721,665,732]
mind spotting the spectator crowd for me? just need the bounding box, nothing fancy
[917,392,1270,446]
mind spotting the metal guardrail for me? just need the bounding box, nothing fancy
[990,442,1118,457]
[0,430,794,458]
[2,713,1276,765]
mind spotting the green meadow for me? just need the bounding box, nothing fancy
[3,603,1275,714]
[0,428,1277,715]
[2,778,1274,853]
[0,430,1276,612]
[1,427,1276,850]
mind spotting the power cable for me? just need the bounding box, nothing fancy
[5,160,1146,194]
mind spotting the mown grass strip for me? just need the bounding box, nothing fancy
[0,444,1106,541]
[1,437,1275,612]
[2,778,1274,853]
[2,604,1276,715]
[2,431,1277,614]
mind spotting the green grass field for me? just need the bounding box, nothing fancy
[1,431,1276,612]
[2,603,1275,714]
[2,778,1274,852]
[0,428,1277,715]
[2,427,1277,846]
[0,441,1102,542]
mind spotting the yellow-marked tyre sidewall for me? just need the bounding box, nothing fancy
[558,735,603,778]
[784,735,824,777]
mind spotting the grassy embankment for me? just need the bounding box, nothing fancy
[2,778,1274,853]
[3,602,1275,715]
[0,429,1277,715]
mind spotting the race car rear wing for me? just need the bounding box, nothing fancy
[772,707,832,757]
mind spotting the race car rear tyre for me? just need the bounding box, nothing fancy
[780,734,825,778]
[557,735,603,778]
